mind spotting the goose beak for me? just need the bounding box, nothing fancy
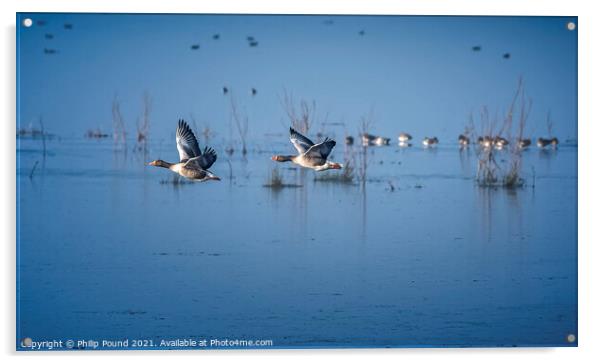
[331,163,342,170]
[209,175,221,181]
[271,155,278,161]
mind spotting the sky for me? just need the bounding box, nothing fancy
[16,13,578,142]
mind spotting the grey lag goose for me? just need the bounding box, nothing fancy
[458,134,470,147]
[148,120,220,182]
[362,133,390,146]
[423,137,439,147]
[537,137,559,148]
[398,133,412,143]
[271,128,342,171]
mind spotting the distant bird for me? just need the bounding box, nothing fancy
[36,20,47,26]
[190,44,200,50]
[148,120,220,182]
[249,41,259,47]
[345,136,354,145]
[537,137,559,149]
[64,23,73,30]
[212,34,220,40]
[271,127,342,171]
[250,88,257,96]
[472,45,482,51]
[362,133,390,146]
[247,36,255,41]
[494,136,509,149]
[458,134,470,147]
[398,133,413,143]
[222,86,229,95]
[503,53,511,59]
[423,137,439,147]
[478,136,493,149]
[518,138,532,149]
[44,33,54,40]
[358,30,365,36]
[43,48,57,55]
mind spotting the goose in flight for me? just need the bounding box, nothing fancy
[148,120,220,182]
[271,128,342,171]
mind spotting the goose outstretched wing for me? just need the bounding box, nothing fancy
[176,119,202,162]
[289,127,315,154]
[186,146,217,170]
[304,138,336,159]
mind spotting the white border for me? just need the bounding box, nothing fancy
[2,1,600,363]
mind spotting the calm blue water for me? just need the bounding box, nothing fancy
[16,135,577,350]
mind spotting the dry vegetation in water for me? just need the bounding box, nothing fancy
[229,93,249,155]
[263,168,302,189]
[135,92,152,151]
[111,97,127,150]
[475,78,531,188]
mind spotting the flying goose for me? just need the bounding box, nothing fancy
[458,134,470,147]
[148,120,220,181]
[271,128,342,171]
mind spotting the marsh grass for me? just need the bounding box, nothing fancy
[229,93,249,155]
[263,168,302,189]
[111,97,127,150]
[357,111,375,184]
[135,92,152,152]
[280,90,318,134]
[475,78,530,189]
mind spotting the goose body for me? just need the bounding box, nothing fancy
[423,137,439,147]
[494,136,509,150]
[362,133,390,146]
[458,134,470,147]
[518,138,532,149]
[398,133,413,143]
[272,128,342,171]
[537,137,559,148]
[478,136,494,149]
[148,120,220,182]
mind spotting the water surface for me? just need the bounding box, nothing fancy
[16,136,577,349]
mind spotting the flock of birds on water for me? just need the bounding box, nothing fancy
[148,120,560,183]
[355,132,559,149]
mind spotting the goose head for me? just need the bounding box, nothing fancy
[148,159,171,168]
[271,155,293,162]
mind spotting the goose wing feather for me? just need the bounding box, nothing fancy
[176,119,202,162]
[289,127,315,154]
[185,146,217,170]
[304,138,336,159]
